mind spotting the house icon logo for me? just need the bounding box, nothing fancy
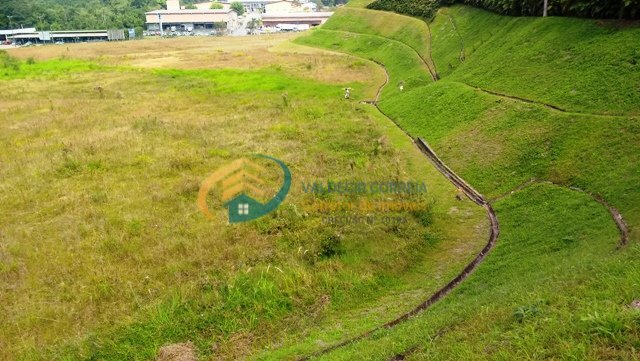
[197,155,291,223]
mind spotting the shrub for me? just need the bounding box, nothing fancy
[318,232,344,258]
[367,0,442,19]
[0,50,20,72]
[230,1,245,15]
[514,304,541,323]
[461,0,640,18]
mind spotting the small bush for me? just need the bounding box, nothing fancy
[0,50,20,72]
[303,231,344,264]
[411,206,434,227]
[57,158,82,177]
[230,1,245,15]
[319,232,344,258]
[514,304,541,323]
[422,232,439,246]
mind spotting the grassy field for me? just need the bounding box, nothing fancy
[2,3,639,360]
[269,3,640,360]
[0,35,488,360]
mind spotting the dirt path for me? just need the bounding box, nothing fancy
[298,62,500,361]
[297,47,631,360]
[321,28,638,119]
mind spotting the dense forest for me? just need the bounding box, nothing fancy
[0,0,170,30]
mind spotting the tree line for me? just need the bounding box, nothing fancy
[0,0,198,30]
[0,0,348,31]
[368,0,640,19]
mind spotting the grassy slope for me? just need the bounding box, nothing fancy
[314,184,640,360]
[0,46,487,360]
[275,4,640,360]
[295,29,430,96]
[248,108,487,360]
[433,6,640,115]
[298,4,640,237]
[322,7,433,66]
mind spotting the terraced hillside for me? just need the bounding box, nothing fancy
[260,3,640,360]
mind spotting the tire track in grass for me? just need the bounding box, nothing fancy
[463,83,640,118]
[491,179,630,247]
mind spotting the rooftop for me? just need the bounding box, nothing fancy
[262,11,334,17]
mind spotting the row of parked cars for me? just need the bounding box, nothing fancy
[5,40,67,47]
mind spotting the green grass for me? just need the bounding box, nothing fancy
[432,6,640,114]
[381,81,640,228]
[0,52,106,79]
[306,184,640,360]
[296,29,431,97]
[2,4,639,359]
[296,5,640,237]
[266,3,640,360]
[321,7,432,63]
[0,48,486,360]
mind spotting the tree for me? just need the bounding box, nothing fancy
[2,0,170,30]
[230,1,245,15]
[185,4,197,9]
[210,2,224,9]
[247,18,261,33]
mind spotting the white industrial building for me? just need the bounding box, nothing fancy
[1,28,125,44]
[145,0,238,35]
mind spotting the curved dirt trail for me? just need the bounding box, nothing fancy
[298,62,500,361]
[321,27,638,119]
[296,47,631,359]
